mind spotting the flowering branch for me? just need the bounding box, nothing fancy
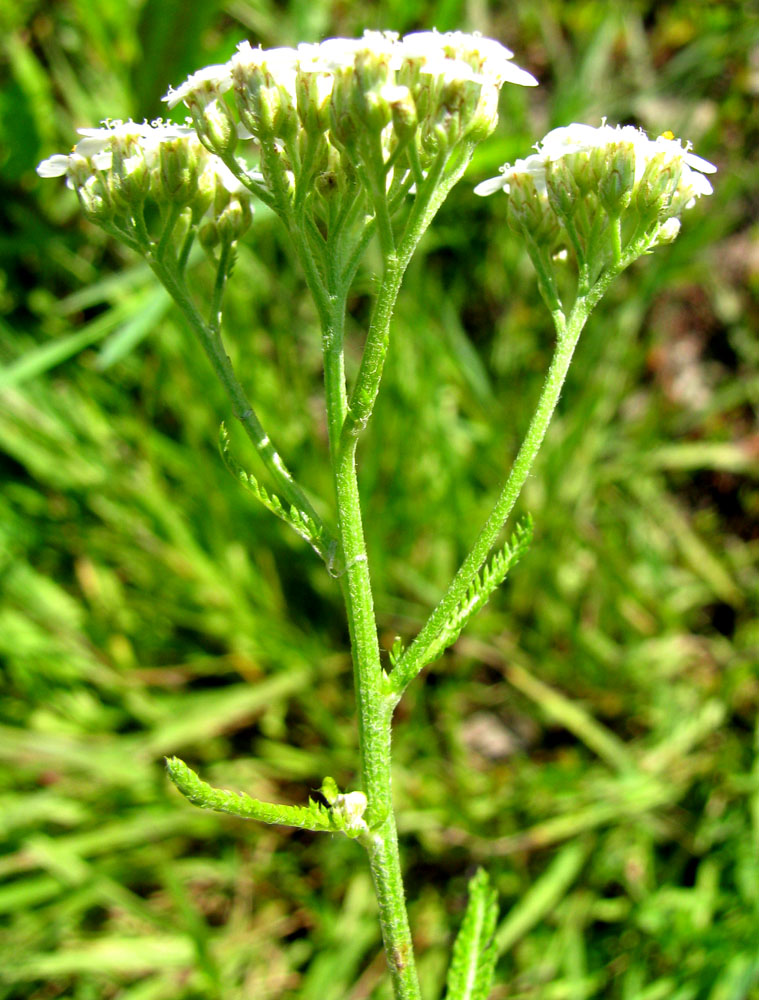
[37,34,715,1000]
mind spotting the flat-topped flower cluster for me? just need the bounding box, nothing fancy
[476,121,716,256]
[37,30,537,251]
[37,118,253,248]
[164,29,536,159]
[156,29,537,230]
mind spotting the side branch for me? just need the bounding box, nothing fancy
[166,757,366,837]
[149,257,328,542]
[391,300,590,695]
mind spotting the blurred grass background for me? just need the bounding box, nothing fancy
[1,0,758,997]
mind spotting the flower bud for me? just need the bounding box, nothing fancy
[216,193,253,243]
[545,156,580,220]
[191,166,216,223]
[656,217,681,244]
[232,44,299,142]
[507,169,558,243]
[595,140,636,215]
[383,84,417,145]
[192,98,238,158]
[463,82,499,142]
[433,74,482,148]
[297,70,334,137]
[109,139,150,210]
[635,152,681,220]
[198,219,219,249]
[77,173,113,220]
[159,138,199,205]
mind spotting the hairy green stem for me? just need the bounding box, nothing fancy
[325,333,422,1000]
[341,142,475,448]
[309,140,481,999]
[149,257,327,540]
[391,302,585,695]
[318,240,422,1000]
[392,251,633,695]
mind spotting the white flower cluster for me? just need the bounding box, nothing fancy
[37,119,252,245]
[475,122,715,252]
[163,29,536,180]
[37,30,535,244]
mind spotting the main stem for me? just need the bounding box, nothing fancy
[306,143,477,1000]
[322,287,421,1000]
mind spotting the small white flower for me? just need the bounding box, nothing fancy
[297,38,361,73]
[473,172,509,197]
[230,42,299,103]
[232,41,299,76]
[538,122,609,159]
[379,83,411,104]
[448,31,515,61]
[36,153,76,178]
[651,132,717,174]
[657,217,682,242]
[334,791,368,830]
[475,153,547,196]
[36,149,112,188]
[418,55,486,85]
[476,121,715,213]
[402,29,537,88]
[75,119,195,158]
[163,63,233,110]
[494,60,539,88]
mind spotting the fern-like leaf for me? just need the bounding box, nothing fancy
[219,423,333,563]
[166,757,368,839]
[431,516,533,663]
[445,868,499,1000]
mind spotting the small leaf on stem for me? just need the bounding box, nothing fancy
[445,868,499,1000]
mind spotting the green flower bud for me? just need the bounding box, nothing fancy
[191,167,216,224]
[384,85,417,145]
[232,44,299,142]
[159,138,200,205]
[214,179,253,243]
[635,152,682,220]
[545,157,580,220]
[595,140,636,215]
[217,194,253,243]
[109,141,150,211]
[435,75,482,147]
[76,173,113,221]
[198,219,219,249]
[192,98,238,158]
[507,170,559,243]
[463,82,499,142]
[297,71,334,137]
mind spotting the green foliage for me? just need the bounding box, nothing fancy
[445,868,499,1000]
[219,422,336,565]
[427,517,533,668]
[166,757,368,838]
[2,1,758,998]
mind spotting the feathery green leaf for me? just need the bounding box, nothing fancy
[166,758,369,840]
[429,516,533,666]
[445,868,499,1000]
[219,423,334,563]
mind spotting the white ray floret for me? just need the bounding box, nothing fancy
[163,63,234,110]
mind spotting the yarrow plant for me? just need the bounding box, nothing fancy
[38,29,715,1000]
